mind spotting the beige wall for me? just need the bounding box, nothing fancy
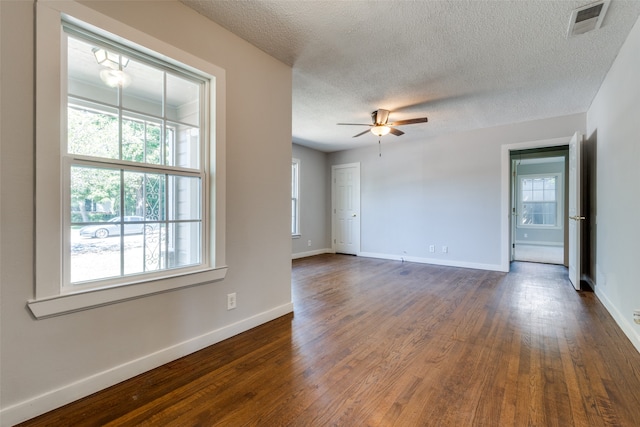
[0,1,292,424]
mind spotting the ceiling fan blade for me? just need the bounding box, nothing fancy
[373,109,390,125]
[388,127,404,136]
[352,129,371,138]
[337,123,371,126]
[388,117,428,126]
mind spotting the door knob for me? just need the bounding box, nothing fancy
[352,214,357,217]
[569,215,586,221]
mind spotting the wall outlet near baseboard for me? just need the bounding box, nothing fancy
[429,245,435,253]
[307,240,312,247]
[633,309,640,324]
[442,246,448,253]
[227,293,237,310]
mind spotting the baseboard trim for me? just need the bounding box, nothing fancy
[358,252,504,272]
[292,248,334,259]
[583,274,596,290]
[1,302,294,427]
[593,286,640,354]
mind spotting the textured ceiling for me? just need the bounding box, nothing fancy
[181,0,640,152]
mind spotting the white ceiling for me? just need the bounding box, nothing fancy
[181,0,640,152]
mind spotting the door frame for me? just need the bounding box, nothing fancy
[510,151,568,265]
[331,162,361,255]
[500,136,574,272]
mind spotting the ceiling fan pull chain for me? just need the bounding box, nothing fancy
[379,138,382,157]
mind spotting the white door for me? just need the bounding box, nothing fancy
[568,132,583,290]
[332,163,360,255]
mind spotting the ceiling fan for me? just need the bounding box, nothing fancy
[337,109,428,138]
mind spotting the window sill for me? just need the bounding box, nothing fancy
[292,234,301,239]
[27,266,228,319]
[516,224,561,230]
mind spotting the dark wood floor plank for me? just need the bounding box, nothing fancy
[17,255,640,426]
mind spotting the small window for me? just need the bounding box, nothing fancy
[292,159,300,236]
[518,174,562,227]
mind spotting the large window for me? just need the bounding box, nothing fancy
[30,2,227,318]
[292,159,300,236]
[518,174,561,227]
[65,27,204,287]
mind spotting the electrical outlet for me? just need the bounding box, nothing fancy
[307,240,312,247]
[633,309,640,325]
[227,293,237,310]
[442,246,448,253]
[429,245,435,253]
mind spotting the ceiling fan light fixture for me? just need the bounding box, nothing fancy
[338,108,427,138]
[371,125,391,136]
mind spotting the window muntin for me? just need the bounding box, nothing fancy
[64,25,206,290]
[518,174,561,227]
[292,159,300,236]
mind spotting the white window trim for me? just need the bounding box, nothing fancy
[29,1,227,319]
[291,158,300,237]
[516,172,563,230]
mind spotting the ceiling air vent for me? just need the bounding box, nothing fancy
[567,1,610,37]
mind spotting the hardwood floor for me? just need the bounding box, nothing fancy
[18,255,640,426]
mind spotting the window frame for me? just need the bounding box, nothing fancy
[516,172,563,229]
[29,2,227,319]
[291,158,300,237]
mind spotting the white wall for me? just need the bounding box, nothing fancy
[587,16,640,351]
[291,143,331,258]
[328,114,585,271]
[0,1,292,424]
